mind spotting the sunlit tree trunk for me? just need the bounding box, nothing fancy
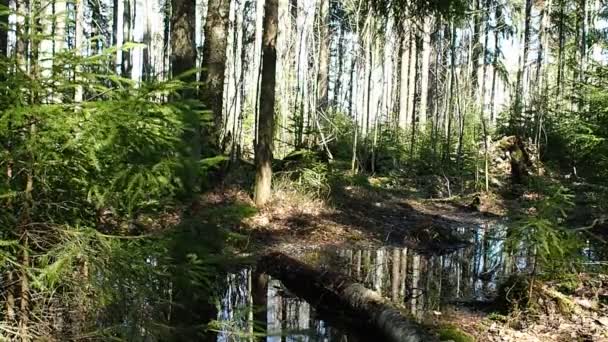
[409,31,421,159]
[534,0,551,151]
[74,0,86,101]
[513,0,532,134]
[490,2,502,123]
[254,0,278,207]
[444,22,456,163]
[406,30,417,129]
[418,17,431,128]
[112,0,124,73]
[471,0,482,100]
[578,0,587,84]
[15,0,29,70]
[364,22,373,135]
[556,0,566,97]
[316,0,329,113]
[398,32,410,129]
[121,0,132,75]
[201,0,230,150]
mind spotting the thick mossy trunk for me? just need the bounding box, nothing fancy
[258,252,435,342]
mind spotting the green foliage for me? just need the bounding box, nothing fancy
[0,20,220,338]
[277,149,332,197]
[544,64,608,181]
[555,274,580,295]
[506,179,583,276]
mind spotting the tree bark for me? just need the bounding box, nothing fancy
[513,0,532,134]
[316,0,329,113]
[201,0,230,150]
[170,0,196,82]
[259,252,434,342]
[254,0,278,207]
[0,0,7,57]
[399,33,410,129]
[418,17,431,128]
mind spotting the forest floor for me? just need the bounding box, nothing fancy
[194,168,607,342]
[211,175,502,255]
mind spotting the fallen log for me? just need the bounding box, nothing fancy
[258,252,435,342]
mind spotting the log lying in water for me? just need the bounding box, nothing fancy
[258,252,434,342]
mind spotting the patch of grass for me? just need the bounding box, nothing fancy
[438,325,475,342]
[554,274,580,295]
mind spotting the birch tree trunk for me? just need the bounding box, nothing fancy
[254,0,278,207]
[112,0,124,73]
[74,0,86,102]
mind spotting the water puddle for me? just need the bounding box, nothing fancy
[214,221,606,341]
[214,223,528,341]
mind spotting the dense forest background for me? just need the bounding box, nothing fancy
[0,0,607,340]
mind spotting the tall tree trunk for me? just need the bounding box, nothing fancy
[418,17,431,128]
[15,0,29,71]
[254,0,278,207]
[121,0,132,76]
[348,46,356,117]
[201,0,230,151]
[578,0,587,83]
[113,0,124,73]
[398,32,410,129]
[170,0,200,189]
[364,26,373,135]
[406,30,417,129]
[444,22,456,163]
[334,24,344,108]
[409,31,421,159]
[490,2,502,123]
[556,0,565,96]
[0,0,7,57]
[393,31,403,132]
[471,0,482,99]
[316,0,329,112]
[513,0,532,135]
[170,0,196,82]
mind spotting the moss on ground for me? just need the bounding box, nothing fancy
[438,324,475,342]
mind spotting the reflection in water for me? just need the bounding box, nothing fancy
[216,268,361,341]
[215,224,535,341]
